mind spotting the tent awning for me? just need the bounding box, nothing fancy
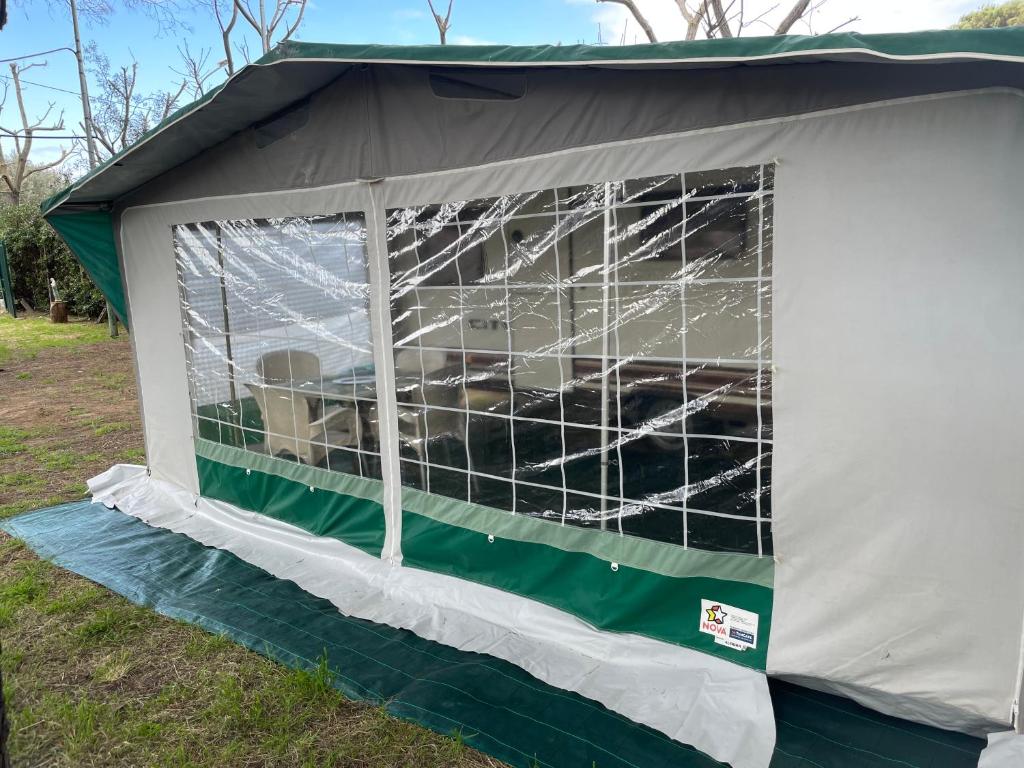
[39,28,1024,328]
[41,27,1024,217]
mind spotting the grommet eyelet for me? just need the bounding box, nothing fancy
[610,562,619,572]
[245,468,251,476]
[487,534,495,543]
[309,485,315,492]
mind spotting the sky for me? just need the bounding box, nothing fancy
[2,0,982,169]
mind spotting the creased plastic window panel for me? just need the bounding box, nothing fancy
[387,165,773,555]
[174,213,381,481]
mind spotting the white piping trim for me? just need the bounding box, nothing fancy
[271,48,1024,67]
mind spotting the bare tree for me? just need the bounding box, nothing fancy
[427,0,453,44]
[212,0,240,75]
[86,46,186,159]
[597,0,855,43]
[0,63,71,205]
[232,0,308,57]
[35,0,192,34]
[175,42,226,98]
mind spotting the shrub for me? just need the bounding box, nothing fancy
[0,204,106,319]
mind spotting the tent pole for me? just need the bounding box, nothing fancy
[598,183,612,531]
[214,225,241,445]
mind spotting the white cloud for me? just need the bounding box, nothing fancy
[393,8,427,21]
[450,34,498,46]
[568,0,977,42]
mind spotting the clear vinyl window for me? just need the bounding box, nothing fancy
[174,213,382,478]
[387,165,773,555]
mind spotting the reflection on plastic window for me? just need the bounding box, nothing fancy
[387,164,774,555]
[174,213,382,480]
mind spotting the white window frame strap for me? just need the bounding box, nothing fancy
[364,180,404,565]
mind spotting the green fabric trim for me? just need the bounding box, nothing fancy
[402,486,773,589]
[196,438,384,503]
[267,28,1024,66]
[401,510,773,670]
[195,441,385,557]
[43,210,128,327]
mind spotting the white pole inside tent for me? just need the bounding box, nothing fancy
[1014,608,1024,733]
[598,183,613,531]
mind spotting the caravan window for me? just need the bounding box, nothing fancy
[174,213,381,478]
[387,164,773,555]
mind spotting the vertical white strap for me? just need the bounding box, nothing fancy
[364,180,404,565]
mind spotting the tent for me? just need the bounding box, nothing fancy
[42,28,1024,768]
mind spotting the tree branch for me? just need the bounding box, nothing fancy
[426,0,454,44]
[775,0,811,33]
[596,0,657,43]
[280,0,307,44]
[708,0,734,37]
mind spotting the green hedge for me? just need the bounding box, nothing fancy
[0,203,105,318]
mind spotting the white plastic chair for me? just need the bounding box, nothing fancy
[394,348,476,490]
[248,349,360,467]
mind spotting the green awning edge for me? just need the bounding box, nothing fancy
[265,27,1024,67]
[39,26,1024,218]
[44,209,128,328]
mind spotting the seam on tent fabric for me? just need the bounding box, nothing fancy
[114,86,1024,217]
[196,438,384,503]
[365,183,404,565]
[780,689,981,754]
[775,718,922,768]
[770,746,826,768]
[402,485,773,588]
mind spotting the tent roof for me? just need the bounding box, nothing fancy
[42,27,1024,216]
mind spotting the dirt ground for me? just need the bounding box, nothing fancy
[0,332,143,517]
[0,318,500,767]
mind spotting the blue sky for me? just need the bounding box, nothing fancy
[3,0,979,167]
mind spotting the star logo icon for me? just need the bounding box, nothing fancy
[705,604,727,625]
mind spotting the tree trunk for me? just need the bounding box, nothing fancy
[50,300,68,323]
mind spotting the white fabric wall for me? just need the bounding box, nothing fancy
[767,89,1024,733]
[119,88,1024,736]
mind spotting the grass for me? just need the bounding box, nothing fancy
[0,314,111,365]
[0,315,502,766]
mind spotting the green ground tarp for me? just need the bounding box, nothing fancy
[1,501,986,768]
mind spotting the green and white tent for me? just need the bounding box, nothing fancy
[44,27,1024,768]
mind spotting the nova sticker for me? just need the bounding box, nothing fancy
[699,599,759,651]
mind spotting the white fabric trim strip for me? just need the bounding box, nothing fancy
[89,463,776,768]
[364,181,404,564]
